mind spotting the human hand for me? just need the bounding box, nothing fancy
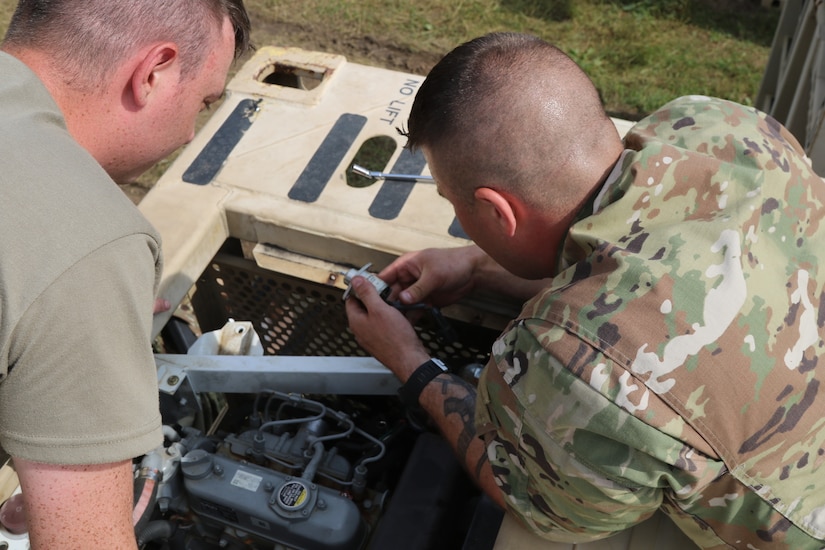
[345,276,430,376]
[379,245,484,307]
[153,298,171,314]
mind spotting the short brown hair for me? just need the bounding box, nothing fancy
[3,0,252,89]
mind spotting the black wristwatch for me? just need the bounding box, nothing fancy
[397,358,449,408]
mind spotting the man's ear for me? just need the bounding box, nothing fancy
[129,43,179,108]
[474,187,520,237]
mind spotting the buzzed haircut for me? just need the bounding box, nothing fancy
[3,0,252,89]
[403,32,610,207]
[405,32,599,152]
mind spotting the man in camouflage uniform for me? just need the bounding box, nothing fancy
[345,32,825,549]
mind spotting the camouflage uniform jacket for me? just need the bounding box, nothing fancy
[475,96,825,549]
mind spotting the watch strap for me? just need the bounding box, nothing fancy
[397,358,449,408]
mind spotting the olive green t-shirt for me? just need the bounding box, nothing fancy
[0,52,163,464]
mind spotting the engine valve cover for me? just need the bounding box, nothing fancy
[181,449,366,550]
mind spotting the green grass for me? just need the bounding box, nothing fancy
[0,0,781,187]
[245,0,778,117]
[0,0,780,116]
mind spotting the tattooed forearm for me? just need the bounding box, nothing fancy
[424,373,502,507]
[437,375,481,470]
[472,446,490,480]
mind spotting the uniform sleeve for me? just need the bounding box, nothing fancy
[0,235,162,464]
[475,317,696,543]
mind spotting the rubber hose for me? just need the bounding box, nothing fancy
[136,520,176,546]
[132,474,159,535]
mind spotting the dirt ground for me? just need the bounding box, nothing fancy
[251,17,443,76]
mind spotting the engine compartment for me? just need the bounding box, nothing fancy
[138,381,501,549]
[127,231,511,550]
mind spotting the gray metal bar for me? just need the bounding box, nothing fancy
[155,354,400,395]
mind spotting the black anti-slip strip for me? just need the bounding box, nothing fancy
[368,148,428,220]
[288,113,367,203]
[182,99,260,186]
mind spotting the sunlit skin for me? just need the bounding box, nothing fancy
[4,20,236,184]
[16,461,136,549]
[73,18,237,183]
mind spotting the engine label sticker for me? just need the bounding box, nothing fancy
[230,469,263,492]
[278,480,308,510]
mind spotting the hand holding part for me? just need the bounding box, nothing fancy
[378,246,481,307]
[342,263,457,344]
[342,263,391,301]
[344,276,430,372]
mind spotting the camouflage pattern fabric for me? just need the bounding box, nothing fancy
[475,96,825,549]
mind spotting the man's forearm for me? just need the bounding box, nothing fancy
[417,373,506,509]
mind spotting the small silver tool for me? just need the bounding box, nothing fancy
[351,164,433,182]
[342,263,391,301]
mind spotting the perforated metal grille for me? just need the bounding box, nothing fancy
[189,248,499,365]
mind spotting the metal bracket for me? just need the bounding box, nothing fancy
[155,354,399,396]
